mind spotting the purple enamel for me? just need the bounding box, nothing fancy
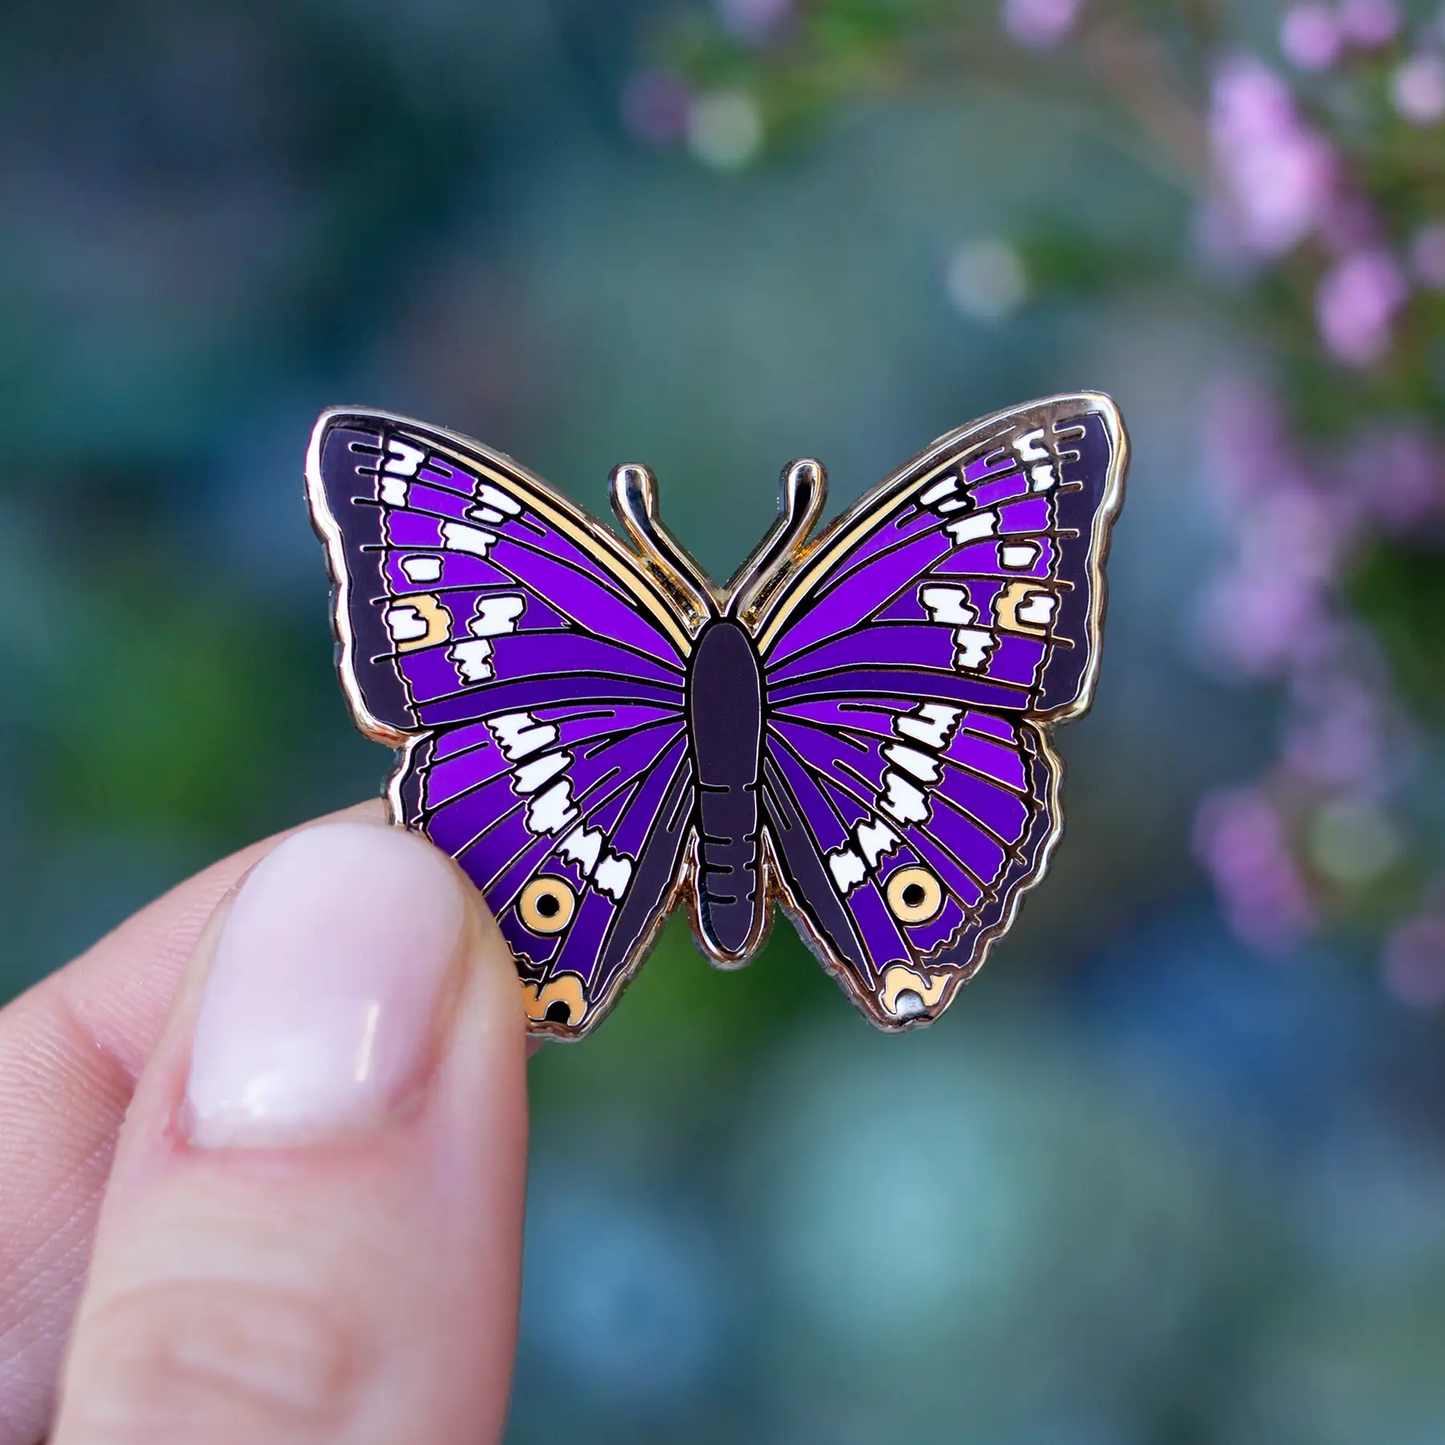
[904,893,969,955]
[923,793,1009,884]
[936,763,1031,843]
[963,709,1017,741]
[903,829,986,910]
[939,538,1055,581]
[418,675,682,728]
[383,552,512,594]
[815,504,942,589]
[841,881,908,978]
[944,730,1028,791]
[767,624,958,685]
[486,536,682,661]
[416,462,476,494]
[982,635,1047,689]
[998,496,1052,533]
[765,526,952,665]
[963,446,1016,482]
[971,470,1030,507]
[770,667,1031,711]
[315,397,1124,1035]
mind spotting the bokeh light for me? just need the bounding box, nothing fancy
[6,1,1445,1439]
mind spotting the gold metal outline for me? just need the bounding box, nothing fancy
[307,394,1127,1039]
[740,393,1126,1030]
[306,406,701,759]
[751,390,1127,730]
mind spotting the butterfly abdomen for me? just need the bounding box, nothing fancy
[687,619,765,959]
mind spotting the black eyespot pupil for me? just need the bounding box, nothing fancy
[902,883,927,908]
[545,1000,571,1023]
[536,892,561,918]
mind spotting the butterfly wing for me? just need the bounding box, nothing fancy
[308,409,701,1038]
[749,393,1126,1028]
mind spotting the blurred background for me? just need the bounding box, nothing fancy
[4,0,1445,1439]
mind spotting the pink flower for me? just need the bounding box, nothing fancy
[1392,53,1445,125]
[1194,572,1321,679]
[1282,628,1405,793]
[1239,485,1342,586]
[1384,913,1445,1008]
[1195,788,1316,953]
[1345,424,1443,531]
[1195,494,1345,680]
[1338,0,1400,48]
[717,0,793,42]
[1316,192,1382,254]
[1193,388,1354,681]
[1001,0,1082,49]
[620,70,691,146]
[1192,383,1350,679]
[1281,4,1343,70]
[1411,222,1445,289]
[1283,693,1389,791]
[1210,56,1337,257]
[1201,380,1298,503]
[1316,249,1409,366]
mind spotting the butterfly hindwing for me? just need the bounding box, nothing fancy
[752,394,1125,1026]
[764,695,1057,1026]
[309,409,699,1037]
[400,710,696,1032]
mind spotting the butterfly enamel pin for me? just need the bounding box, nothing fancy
[307,394,1127,1039]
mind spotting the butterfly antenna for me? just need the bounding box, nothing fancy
[609,463,717,617]
[725,458,826,619]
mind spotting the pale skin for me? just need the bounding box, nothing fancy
[0,800,534,1445]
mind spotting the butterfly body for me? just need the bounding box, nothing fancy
[688,617,767,960]
[308,394,1127,1039]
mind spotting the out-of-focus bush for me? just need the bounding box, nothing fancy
[6,3,1445,1441]
[640,0,1445,1007]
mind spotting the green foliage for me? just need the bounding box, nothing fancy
[1349,538,1445,725]
[35,590,303,835]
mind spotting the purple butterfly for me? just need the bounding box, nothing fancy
[307,395,1127,1038]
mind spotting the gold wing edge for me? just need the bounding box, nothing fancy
[747,390,1129,706]
[306,398,1127,1039]
[304,405,702,715]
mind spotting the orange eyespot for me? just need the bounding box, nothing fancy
[885,866,944,925]
[519,877,576,934]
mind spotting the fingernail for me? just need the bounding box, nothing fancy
[183,822,467,1148]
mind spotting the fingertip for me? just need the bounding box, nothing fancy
[52,819,530,1444]
[183,821,471,1149]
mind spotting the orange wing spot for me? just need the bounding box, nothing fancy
[884,866,944,924]
[386,593,451,653]
[993,581,1055,637]
[519,877,577,935]
[879,964,951,1020]
[521,972,588,1026]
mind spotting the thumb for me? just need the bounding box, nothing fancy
[51,819,528,1445]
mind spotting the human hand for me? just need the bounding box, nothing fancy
[0,803,529,1444]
